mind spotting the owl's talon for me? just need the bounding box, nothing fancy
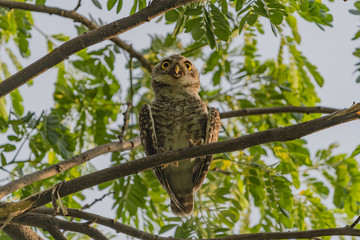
[157,147,166,153]
[195,138,204,145]
[189,138,204,146]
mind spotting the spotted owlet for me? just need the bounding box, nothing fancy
[139,55,221,217]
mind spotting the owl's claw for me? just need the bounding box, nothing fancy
[189,138,204,146]
[157,147,178,168]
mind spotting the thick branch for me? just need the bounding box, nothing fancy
[219,106,339,118]
[0,103,359,218]
[34,207,174,240]
[0,137,140,200]
[2,224,44,240]
[0,0,204,98]
[0,0,153,72]
[5,213,108,240]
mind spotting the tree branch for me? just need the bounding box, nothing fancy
[5,212,109,240]
[2,224,44,240]
[0,0,205,98]
[7,208,360,240]
[33,207,175,240]
[0,103,359,219]
[219,106,340,118]
[0,0,153,73]
[0,136,140,199]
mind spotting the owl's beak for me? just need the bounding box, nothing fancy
[170,64,183,78]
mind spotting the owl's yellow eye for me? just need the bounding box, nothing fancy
[161,61,170,69]
[185,62,192,70]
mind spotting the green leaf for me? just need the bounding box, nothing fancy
[165,10,180,22]
[0,144,16,152]
[247,14,258,25]
[116,0,123,13]
[51,33,70,42]
[0,98,7,119]
[239,12,250,34]
[235,0,244,11]
[300,0,309,11]
[184,8,202,16]
[214,28,230,41]
[91,0,102,9]
[8,135,21,142]
[269,11,284,25]
[159,224,177,234]
[107,0,117,10]
[1,153,6,166]
[349,9,360,15]
[18,37,29,54]
[351,145,360,158]
[10,90,24,116]
[130,0,138,14]
[36,0,46,5]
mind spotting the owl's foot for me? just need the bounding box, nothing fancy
[189,138,204,146]
[157,147,179,168]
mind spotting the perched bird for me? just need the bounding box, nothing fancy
[139,55,220,217]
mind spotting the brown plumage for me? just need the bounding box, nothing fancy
[139,55,220,217]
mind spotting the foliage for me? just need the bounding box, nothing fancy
[0,0,359,239]
[350,1,360,83]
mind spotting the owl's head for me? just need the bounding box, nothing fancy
[151,55,200,96]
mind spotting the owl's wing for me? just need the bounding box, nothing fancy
[139,104,158,156]
[192,107,221,192]
[139,104,186,210]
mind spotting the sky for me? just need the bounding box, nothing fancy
[1,0,360,238]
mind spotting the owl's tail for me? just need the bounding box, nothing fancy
[171,193,194,217]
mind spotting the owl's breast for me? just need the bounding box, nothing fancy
[151,96,207,151]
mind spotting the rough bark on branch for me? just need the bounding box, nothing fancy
[0,0,205,98]
[219,106,339,118]
[0,103,359,219]
[2,224,44,240]
[0,137,140,199]
[0,0,153,72]
[5,208,360,240]
[3,212,108,240]
[34,207,173,240]
[0,106,336,200]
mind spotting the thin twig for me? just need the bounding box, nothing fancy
[348,215,360,229]
[118,101,132,142]
[82,192,116,210]
[73,0,81,11]
[220,106,340,119]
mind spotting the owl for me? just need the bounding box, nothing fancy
[139,55,220,217]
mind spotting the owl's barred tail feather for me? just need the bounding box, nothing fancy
[171,194,194,217]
